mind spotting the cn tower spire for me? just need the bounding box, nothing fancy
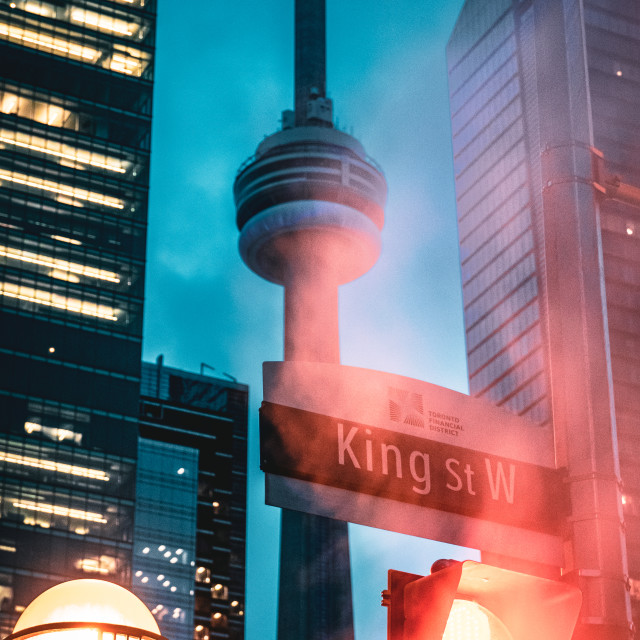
[234,0,387,638]
[294,0,327,126]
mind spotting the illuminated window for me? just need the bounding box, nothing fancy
[210,612,227,630]
[195,566,211,584]
[0,22,101,63]
[1,90,78,132]
[74,554,117,575]
[109,44,150,77]
[0,244,121,283]
[0,22,150,76]
[211,584,228,600]
[0,128,129,173]
[0,169,125,209]
[193,625,208,640]
[13,499,107,523]
[51,235,82,246]
[0,281,120,321]
[0,449,109,481]
[24,421,83,445]
[22,1,57,17]
[69,7,140,38]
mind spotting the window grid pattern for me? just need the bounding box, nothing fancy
[0,0,154,630]
[463,231,535,308]
[461,209,534,294]
[464,252,537,327]
[0,0,154,78]
[448,1,549,425]
[133,438,198,640]
[137,362,248,640]
[468,300,541,374]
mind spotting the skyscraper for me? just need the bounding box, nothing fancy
[0,0,154,633]
[135,358,248,640]
[447,1,639,637]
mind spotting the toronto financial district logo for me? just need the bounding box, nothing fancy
[389,387,464,437]
[388,387,425,427]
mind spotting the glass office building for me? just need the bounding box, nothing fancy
[0,0,154,633]
[133,438,199,640]
[447,0,640,635]
[136,358,248,640]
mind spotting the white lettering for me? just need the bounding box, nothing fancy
[409,451,431,495]
[445,458,462,491]
[365,429,373,471]
[485,458,515,504]
[337,423,360,468]
[464,463,476,495]
[381,444,402,478]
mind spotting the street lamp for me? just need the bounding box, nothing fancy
[4,579,167,640]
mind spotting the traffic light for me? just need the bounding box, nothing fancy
[382,560,581,640]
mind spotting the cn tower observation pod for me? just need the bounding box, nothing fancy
[234,125,387,286]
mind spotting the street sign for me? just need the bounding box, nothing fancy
[261,361,565,567]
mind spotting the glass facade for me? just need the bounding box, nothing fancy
[136,359,248,640]
[448,0,640,629]
[0,0,154,633]
[133,438,198,640]
[447,1,551,424]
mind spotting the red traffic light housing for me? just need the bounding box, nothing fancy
[383,560,581,640]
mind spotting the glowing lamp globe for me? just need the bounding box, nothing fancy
[6,580,166,640]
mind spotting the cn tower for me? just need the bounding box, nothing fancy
[234,0,387,638]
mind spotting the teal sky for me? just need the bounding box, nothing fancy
[143,1,476,639]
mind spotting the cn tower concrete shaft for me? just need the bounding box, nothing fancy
[284,275,339,363]
[234,1,387,638]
